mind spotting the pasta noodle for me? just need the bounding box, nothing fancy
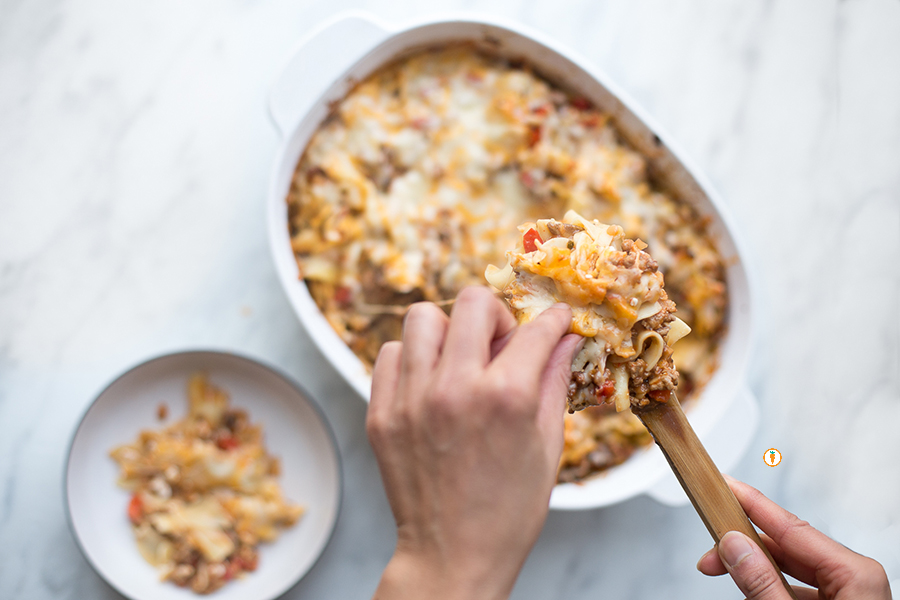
[611,365,631,413]
[667,317,692,346]
[635,330,665,371]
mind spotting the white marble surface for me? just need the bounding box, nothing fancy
[1,0,898,598]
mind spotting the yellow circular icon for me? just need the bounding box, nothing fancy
[764,448,782,467]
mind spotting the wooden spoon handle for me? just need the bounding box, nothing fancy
[637,395,797,599]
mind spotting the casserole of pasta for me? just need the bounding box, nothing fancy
[110,374,304,594]
[284,46,728,483]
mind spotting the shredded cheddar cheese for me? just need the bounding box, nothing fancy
[286,46,728,482]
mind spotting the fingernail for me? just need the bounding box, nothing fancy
[575,336,586,353]
[722,473,736,483]
[550,302,572,312]
[696,548,714,571]
[719,531,755,569]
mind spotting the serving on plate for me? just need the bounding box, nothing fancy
[66,351,341,600]
[267,12,756,509]
[110,373,305,595]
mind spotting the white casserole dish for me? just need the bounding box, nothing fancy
[266,11,758,510]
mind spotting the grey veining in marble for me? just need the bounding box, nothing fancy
[1,0,898,599]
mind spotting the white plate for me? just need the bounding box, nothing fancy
[65,350,342,600]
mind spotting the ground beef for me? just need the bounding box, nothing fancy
[546,221,582,238]
[611,239,658,272]
[565,289,679,413]
[629,352,678,410]
[640,293,677,338]
[567,365,611,412]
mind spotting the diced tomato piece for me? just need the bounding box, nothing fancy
[532,104,549,116]
[216,435,240,451]
[519,171,535,187]
[127,493,143,525]
[582,114,601,128]
[648,389,672,403]
[223,559,240,581]
[334,285,352,306]
[598,379,616,398]
[522,228,543,253]
[570,97,592,110]
[237,553,259,572]
[526,125,541,147]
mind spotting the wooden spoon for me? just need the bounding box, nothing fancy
[635,394,798,599]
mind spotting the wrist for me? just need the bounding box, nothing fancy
[374,549,514,600]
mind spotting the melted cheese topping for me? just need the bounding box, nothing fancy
[287,46,729,480]
[498,212,664,356]
[489,211,687,414]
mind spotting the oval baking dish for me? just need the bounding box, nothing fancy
[266,11,757,510]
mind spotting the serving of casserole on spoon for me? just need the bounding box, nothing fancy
[486,211,797,599]
[485,210,691,414]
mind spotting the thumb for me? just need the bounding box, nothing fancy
[540,333,584,404]
[718,531,792,600]
[536,333,584,446]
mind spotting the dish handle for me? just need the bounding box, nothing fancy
[268,11,393,136]
[646,385,760,507]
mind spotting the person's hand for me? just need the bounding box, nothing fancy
[367,286,582,600]
[697,476,891,599]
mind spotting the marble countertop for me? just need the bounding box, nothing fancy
[1,0,898,598]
